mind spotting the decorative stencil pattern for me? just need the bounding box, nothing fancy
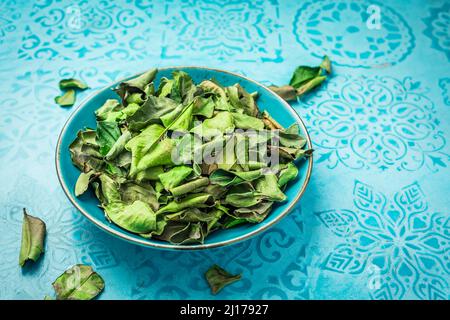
[122,208,309,300]
[316,181,449,300]
[303,75,449,171]
[18,0,155,60]
[293,0,415,68]
[0,0,449,300]
[439,78,450,106]
[423,2,450,60]
[160,0,283,62]
[0,0,22,43]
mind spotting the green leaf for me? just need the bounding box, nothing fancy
[232,202,273,223]
[156,77,174,97]
[271,56,332,101]
[226,84,259,117]
[158,165,193,190]
[210,168,263,187]
[262,110,283,130]
[98,174,121,204]
[289,66,321,88]
[126,95,179,131]
[255,174,286,201]
[191,111,235,138]
[296,75,327,96]
[156,193,214,214]
[59,78,88,90]
[75,170,96,197]
[125,124,175,176]
[96,121,121,156]
[135,166,164,182]
[222,217,248,228]
[155,221,205,244]
[225,192,262,207]
[120,182,159,211]
[95,99,122,121]
[55,89,76,107]
[205,265,241,294]
[161,103,194,131]
[105,130,132,161]
[279,124,307,148]
[19,209,46,267]
[320,55,332,74]
[232,112,264,130]
[115,68,157,103]
[192,97,215,118]
[52,265,104,300]
[126,92,145,105]
[105,200,157,234]
[140,218,167,239]
[278,162,299,187]
[120,103,140,118]
[125,124,164,173]
[69,129,104,172]
[225,183,263,207]
[203,184,227,200]
[170,70,197,103]
[277,147,313,161]
[165,207,223,232]
[268,85,298,102]
[199,79,227,99]
[170,177,209,196]
[135,138,175,173]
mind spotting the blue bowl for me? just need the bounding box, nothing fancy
[56,66,313,250]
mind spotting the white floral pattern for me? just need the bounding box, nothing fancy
[19,0,156,60]
[423,3,450,60]
[302,75,449,171]
[293,0,415,68]
[316,181,449,300]
[161,0,283,62]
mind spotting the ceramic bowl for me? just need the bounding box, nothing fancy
[56,66,313,250]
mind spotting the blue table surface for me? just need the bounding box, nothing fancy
[0,0,449,300]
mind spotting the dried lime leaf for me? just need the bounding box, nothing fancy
[19,209,46,267]
[205,264,241,294]
[55,89,76,107]
[52,264,105,300]
[59,78,88,90]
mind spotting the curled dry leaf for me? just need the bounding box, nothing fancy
[19,209,46,267]
[52,264,105,300]
[205,264,242,294]
[55,89,76,107]
[270,56,332,101]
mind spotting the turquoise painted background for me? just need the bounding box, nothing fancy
[0,0,449,300]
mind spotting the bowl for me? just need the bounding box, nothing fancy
[56,66,313,250]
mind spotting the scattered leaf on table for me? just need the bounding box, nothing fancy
[59,78,88,90]
[270,56,332,101]
[52,264,104,300]
[19,209,46,267]
[205,264,242,294]
[55,89,76,107]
